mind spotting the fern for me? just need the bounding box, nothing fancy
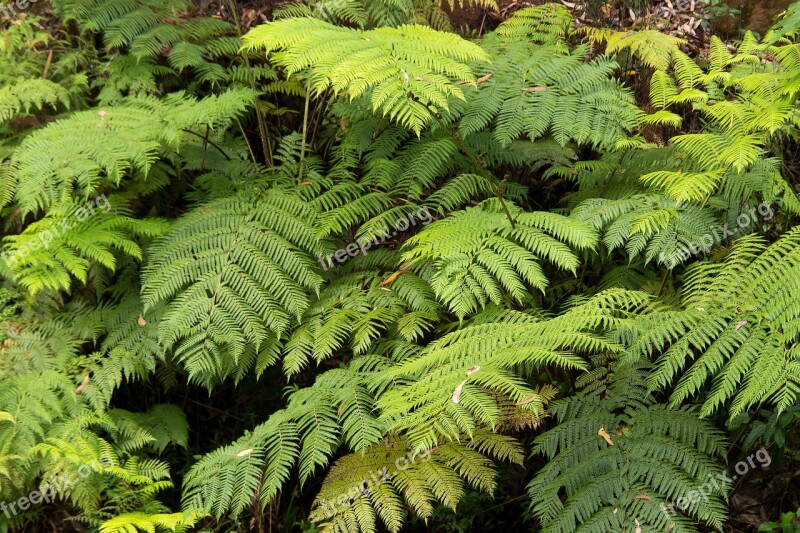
[0,78,71,124]
[242,17,489,134]
[309,433,519,533]
[141,190,325,387]
[529,358,730,532]
[377,290,646,449]
[402,200,598,317]
[631,229,800,421]
[457,24,641,148]
[495,4,574,47]
[580,27,685,71]
[10,89,256,214]
[2,196,168,295]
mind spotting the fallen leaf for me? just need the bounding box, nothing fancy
[380,265,410,286]
[75,373,91,395]
[476,72,493,83]
[515,395,540,406]
[634,495,651,500]
[522,86,547,92]
[452,380,467,404]
[298,181,313,186]
[635,517,642,533]
[453,366,481,403]
[735,320,747,330]
[137,314,147,326]
[236,448,253,457]
[598,426,614,446]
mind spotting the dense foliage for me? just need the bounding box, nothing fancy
[1,0,799,531]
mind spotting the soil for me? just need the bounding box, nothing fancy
[443,0,538,35]
[716,0,794,35]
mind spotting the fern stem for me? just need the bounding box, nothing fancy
[237,118,258,164]
[446,127,517,228]
[299,89,311,181]
[227,0,274,167]
[656,268,669,299]
[199,125,210,172]
[42,49,53,79]
[181,129,231,160]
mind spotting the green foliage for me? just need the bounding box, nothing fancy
[309,433,519,533]
[142,189,326,387]
[402,201,598,317]
[3,1,800,532]
[529,358,730,532]
[631,229,800,421]
[459,15,642,148]
[242,17,489,134]
[0,78,71,124]
[9,88,256,214]
[2,195,167,295]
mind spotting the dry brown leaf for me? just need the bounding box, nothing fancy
[735,320,747,330]
[380,266,410,287]
[598,426,614,446]
[476,73,493,84]
[452,380,467,404]
[515,395,539,406]
[379,263,410,287]
[453,366,481,403]
[75,373,91,395]
[522,86,547,92]
[634,495,651,500]
[137,314,147,326]
[236,448,253,457]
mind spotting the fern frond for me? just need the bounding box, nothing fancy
[141,191,324,387]
[242,18,489,134]
[402,201,597,317]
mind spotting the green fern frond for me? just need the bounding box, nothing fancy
[142,191,324,387]
[11,89,256,214]
[0,78,71,124]
[242,18,489,134]
[633,229,800,420]
[2,196,168,295]
[402,201,597,317]
[529,360,729,532]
